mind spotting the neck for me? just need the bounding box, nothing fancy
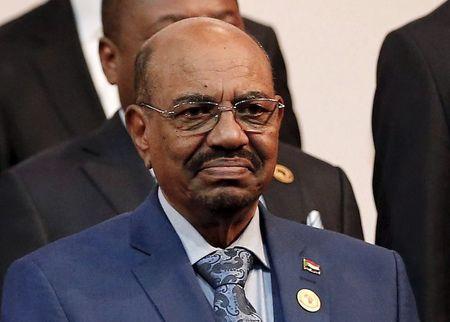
[192,203,258,248]
[171,197,259,248]
[160,187,260,248]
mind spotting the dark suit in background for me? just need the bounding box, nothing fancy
[373,2,450,321]
[0,0,300,171]
[244,18,300,148]
[0,113,362,293]
[0,0,104,170]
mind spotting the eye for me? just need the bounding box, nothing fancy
[236,101,269,116]
[175,102,216,119]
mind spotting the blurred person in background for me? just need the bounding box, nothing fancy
[373,2,450,321]
[0,0,301,172]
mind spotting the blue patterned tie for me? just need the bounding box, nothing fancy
[195,247,262,322]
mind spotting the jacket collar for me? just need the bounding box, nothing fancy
[129,190,330,321]
[130,190,215,322]
[260,206,330,321]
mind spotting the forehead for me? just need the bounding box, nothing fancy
[132,0,241,32]
[151,40,274,102]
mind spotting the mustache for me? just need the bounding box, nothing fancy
[186,149,263,173]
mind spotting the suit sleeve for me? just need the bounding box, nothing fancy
[1,258,69,321]
[264,27,301,148]
[0,170,47,295]
[392,252,420,321]
[337,167,364,240]
[373,30,450,319]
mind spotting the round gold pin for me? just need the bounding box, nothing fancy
[297,289,321,312]
[273,164,294,184]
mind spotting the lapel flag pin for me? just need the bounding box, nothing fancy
[297,288,321,312]
[273,164,294,184]
[302,258,321,275]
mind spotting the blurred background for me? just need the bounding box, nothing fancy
[0,0,445,242]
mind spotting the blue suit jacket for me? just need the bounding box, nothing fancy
[1,190,418,321]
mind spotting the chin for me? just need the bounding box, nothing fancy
[193,186,260,214]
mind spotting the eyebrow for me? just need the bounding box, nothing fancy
[154,10,238,29]
[156,14,189,25]
[232,91,271,103]
[211,10,238,20]
[172,91,271,106]
[172,93,217,106]
[156,9,236,23]
[148,14,190,34]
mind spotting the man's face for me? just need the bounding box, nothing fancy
[113,0,244,107]
[142,29,283,215]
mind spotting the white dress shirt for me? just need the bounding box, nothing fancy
[70,0,120,118]
[158,188,274,322]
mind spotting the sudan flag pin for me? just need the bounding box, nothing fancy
[302,258,321,275]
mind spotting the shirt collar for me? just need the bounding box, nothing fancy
[158,187,270,269]
[70,0,103,42]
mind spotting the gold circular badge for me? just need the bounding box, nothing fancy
[297,289,321,312]
[273,164,294,184]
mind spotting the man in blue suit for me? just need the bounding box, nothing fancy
[2,18,418,321]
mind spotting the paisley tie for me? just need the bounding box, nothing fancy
[195,247,262,322]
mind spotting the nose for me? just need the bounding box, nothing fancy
[206,110,249,149]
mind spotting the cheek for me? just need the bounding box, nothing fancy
[172,133,205,167]
[152,128,204,172]
[251,130,279,163]
[250,134,279,182]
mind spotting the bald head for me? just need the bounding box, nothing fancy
[126,18,283,231]
[135,17,273,103]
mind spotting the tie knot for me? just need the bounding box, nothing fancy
[195,247,254,289]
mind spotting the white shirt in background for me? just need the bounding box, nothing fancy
[70,0,120,118]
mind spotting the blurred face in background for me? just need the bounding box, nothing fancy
[100,0,244,107]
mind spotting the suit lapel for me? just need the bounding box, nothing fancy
[262,209,330,321]
[32,0,105,135]
[130,192,215,322]
[80,115,154,213]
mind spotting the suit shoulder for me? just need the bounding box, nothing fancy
[9,116,112,179]
[0,1,52,42]
[379,3,450,110]
[271,213,391,261]
[243,17,276,44]
[0,131,102,218]
[18,211,133,266]
[387,2,450,42]
[243,17,273,33]
[278,142,341,177]
[8,135,91,179]
[277,144,351,198]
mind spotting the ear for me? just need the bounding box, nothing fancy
[125,105,152,168]
[99,36,119,85]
